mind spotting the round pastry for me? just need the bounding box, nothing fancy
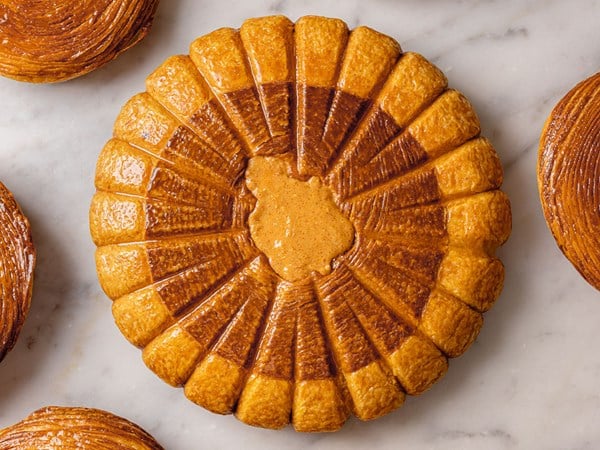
[0,181,35,363]
[0,0,159,83]
[90,15,511,431]
[0,406,163,449]
[538,72,600,290]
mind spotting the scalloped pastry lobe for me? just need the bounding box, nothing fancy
[90,15,511,432]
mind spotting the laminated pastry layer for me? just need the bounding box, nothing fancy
[0,0,160,82]
[0,182,35,363]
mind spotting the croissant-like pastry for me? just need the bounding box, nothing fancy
[0,181,34,363]
[90,15,511,431]
[538,72,600,290]
[0,406,164,449]
[0,0,159,83]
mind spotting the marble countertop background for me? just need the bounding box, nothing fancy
[1,0,599,448]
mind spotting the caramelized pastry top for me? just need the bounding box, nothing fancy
[0,0,159,83]
[90,15,511,432]
[538,72,600,289]
[0,181,34,363]
[0,406,164,449]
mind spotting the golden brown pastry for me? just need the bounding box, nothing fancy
[0,181,34,363]
[0,0,159,83]
[538,72,600,289]
[0,406,164,449]
[90,15,511,432]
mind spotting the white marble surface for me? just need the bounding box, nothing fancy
[1,0,599,448]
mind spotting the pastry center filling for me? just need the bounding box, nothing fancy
[245,156,355,282]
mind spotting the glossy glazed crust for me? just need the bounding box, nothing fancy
[0,181,34,363]
[0,0,159,83]
[0,406,164,449]
[90,15,511,431]
[538,72,600,289]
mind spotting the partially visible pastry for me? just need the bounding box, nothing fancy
[0,181,34,363]
[538,72,600,289]
[0,0,159,83]
[0,406,164,449]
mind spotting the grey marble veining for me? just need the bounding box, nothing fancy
[0,0,599,448]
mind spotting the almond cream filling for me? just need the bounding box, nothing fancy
[245,156,355,282]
